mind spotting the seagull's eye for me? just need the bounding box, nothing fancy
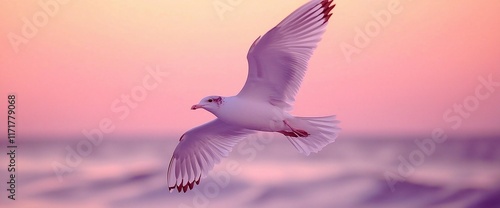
[208,99,213,103]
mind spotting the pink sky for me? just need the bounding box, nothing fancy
[1,0,499,138]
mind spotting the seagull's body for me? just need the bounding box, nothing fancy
[203,96,287,132]
[168,0,340,193]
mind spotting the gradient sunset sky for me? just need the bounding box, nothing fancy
[1,0,499,139]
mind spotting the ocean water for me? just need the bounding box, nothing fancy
[1,134,500,208]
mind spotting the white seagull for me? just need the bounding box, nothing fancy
[168,0,340,193]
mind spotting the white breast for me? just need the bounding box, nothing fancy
[216,96,289,131]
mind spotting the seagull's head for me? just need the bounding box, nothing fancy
[191,96,224,113]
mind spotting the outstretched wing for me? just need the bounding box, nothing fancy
[167,119,254,193]
[238,0,335,110]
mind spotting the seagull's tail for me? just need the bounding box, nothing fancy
[282,116,340,156]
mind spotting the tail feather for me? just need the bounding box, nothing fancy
[284,115,340,156]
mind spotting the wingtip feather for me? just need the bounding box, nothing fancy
[168,175,202,193]
[321,0,335,24]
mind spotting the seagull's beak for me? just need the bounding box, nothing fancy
[191,104,203,110]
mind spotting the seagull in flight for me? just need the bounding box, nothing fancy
[168,0,340,193]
